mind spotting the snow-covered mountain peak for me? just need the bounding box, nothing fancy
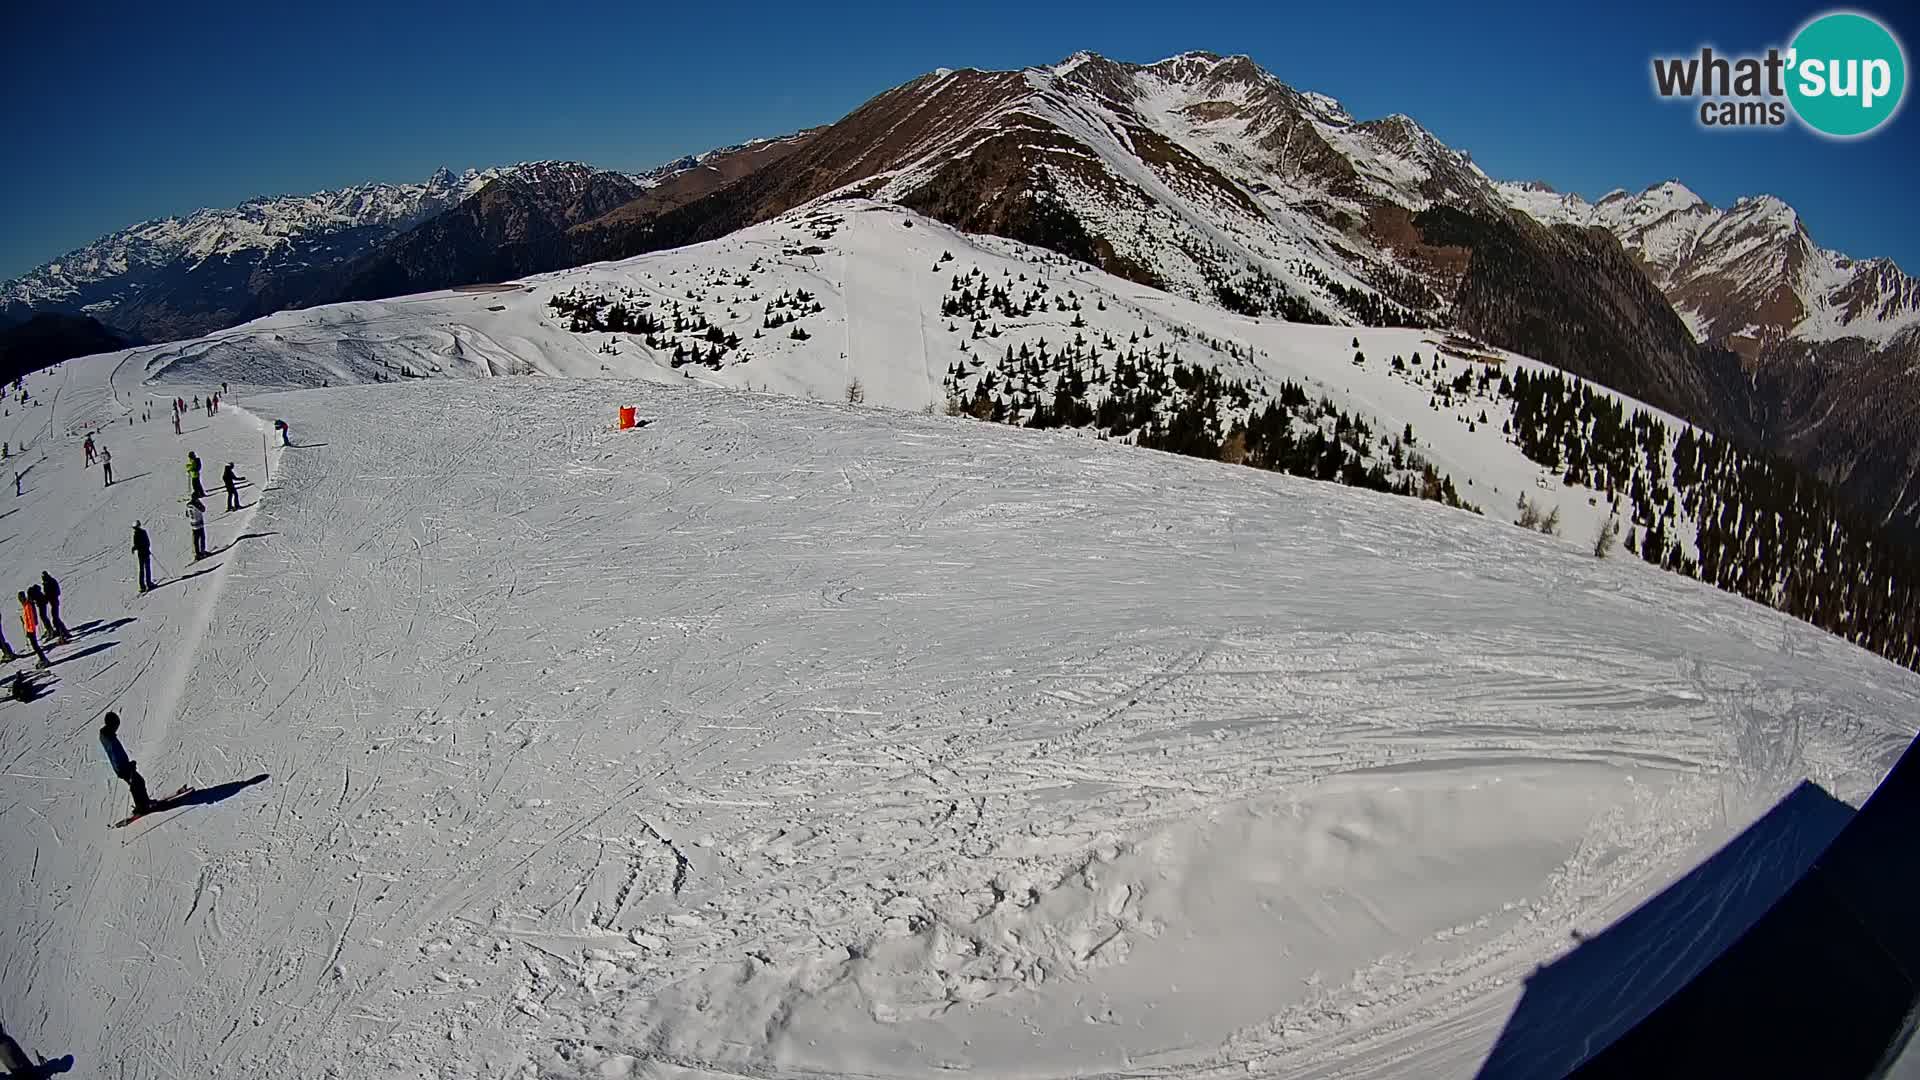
[1297,89,1354,125]
[1591,181,1713,232]
[1145,50,1262,85]
[1,167,502,311]
[1642,179,1706,211]
[1499,174,1919,350]
[1050,50,1101,77]
[1726,193,1797,228]
[1491,180,1595,226]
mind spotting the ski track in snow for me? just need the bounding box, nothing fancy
[0,256,1916,1077]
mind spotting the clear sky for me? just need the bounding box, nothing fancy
[3,0,1915,280]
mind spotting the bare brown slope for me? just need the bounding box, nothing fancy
[568,69,1037,262]
[587,135,818,228]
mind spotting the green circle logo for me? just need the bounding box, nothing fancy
[1787,11,1907,137]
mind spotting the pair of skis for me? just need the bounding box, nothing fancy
[110,784,194,829]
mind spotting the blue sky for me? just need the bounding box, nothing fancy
[3,0,1916,280]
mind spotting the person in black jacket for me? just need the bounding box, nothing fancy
[132,521,155,593]
[38,571,67,641]
[28,583,49,634]
[222,463,242,512]
[99,712,152,815]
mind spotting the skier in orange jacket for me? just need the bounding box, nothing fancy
[17,591,47,669]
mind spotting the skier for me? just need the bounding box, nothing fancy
[187,498,207,560]
[99,712,153,817]
[222,463,242,512]
[17,591,47,669]
[172,411,182,436]
[0,609,16,662]
[132,522,155,593]
[83,434,95,466]
[186,451,204,499]
[3,670,33,702]
[100,446,112,486]
[40,571,68,641]
[0,1018,73,1077]
[28,583,50,638]
[275,419,291,447]
[13,472,20,497]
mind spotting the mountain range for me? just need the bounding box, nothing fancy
[5,50,1916,536]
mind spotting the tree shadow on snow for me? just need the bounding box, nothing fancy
[1478,739,1920,1078]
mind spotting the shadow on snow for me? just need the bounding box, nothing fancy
[1478,734,1920,1078]
[166,773,271,811]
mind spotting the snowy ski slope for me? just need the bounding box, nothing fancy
[0,213,1915,1078]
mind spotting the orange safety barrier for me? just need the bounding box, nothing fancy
[618,406,637,430]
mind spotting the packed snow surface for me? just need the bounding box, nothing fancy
[0,216,1915,1080]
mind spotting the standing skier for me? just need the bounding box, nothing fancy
[100,446,112,487]
[186,498,208,560]
[222,463,241,512]
[99,713,153,817]
[39,571,68,641]
[172,410,182,436]
[186,452,204,499]
[132,522,154,593]
[17,591,47,668]
[275,419,291,447]
[0,609,16,662]
[28,583,50,638]
[83,434,95,466]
